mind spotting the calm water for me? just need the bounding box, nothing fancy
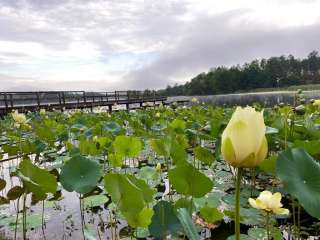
[169,90,320,106]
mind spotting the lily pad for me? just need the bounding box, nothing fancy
[104,173,154,227]
[199,205,224,224]
[193,146,215,165]
[113,135,142,158]
[176,208,200,240]
[148,201,183,238]
[83,195,109,208]
[60,155,102,194]
[0,179,6,191]
[169,163,213,198]
[276,148,320,219]
[7,186,24,200]
[18,158,57,199]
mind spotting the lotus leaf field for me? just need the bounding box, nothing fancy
[0,99,320,239]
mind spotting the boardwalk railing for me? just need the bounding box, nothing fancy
[0,91,167,115]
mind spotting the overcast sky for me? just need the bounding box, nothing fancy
[0,0,319,91]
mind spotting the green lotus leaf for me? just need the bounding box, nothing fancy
[276,148,320,219]
[176,208,200,240]
[113,135,142,158]
[7,186,24,200]
[18,158,57,199]
[200,205,224,224]
[0,179,6,191]
[170,140,187,165]
[126,207,154,228]
[150,138,171,157]
[83,195,109,208]
[104,173,155,227]
[193,146,215,165]
[168,163,213,198]
[60,155,102,194]
[170,119,186,131]
[148,201,183,238]
[102,121,122,135]
[293,140,320,156]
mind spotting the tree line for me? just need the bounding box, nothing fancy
[157,51,320,96]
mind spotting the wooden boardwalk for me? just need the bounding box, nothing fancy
[0,91,168,115]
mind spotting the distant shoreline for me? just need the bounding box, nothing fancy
[168,89,320,106]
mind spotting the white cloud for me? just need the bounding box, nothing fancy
[0,0,319,91]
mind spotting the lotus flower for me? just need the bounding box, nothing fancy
[221,106,268,168]
[249,191,289,215]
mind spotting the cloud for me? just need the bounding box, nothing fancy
[0,0,320,91]
[126,10,320,89]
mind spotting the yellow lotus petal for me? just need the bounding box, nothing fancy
[255,199,268,209]
[221,106,267,168]
[313,100,320,107]
[248,198,259,209]
[221,136,236,166]
[273,207,289,215]
[239,152,256,168]
[249,198,267,210]
[227,120,256,163]
[258,191,273,203]
[269,192,283,209]
[256,136,268,166]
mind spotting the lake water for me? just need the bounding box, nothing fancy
[168,90,320,106]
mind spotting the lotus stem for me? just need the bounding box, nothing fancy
[235,168,242,240]
[298,203,301,239]
[14,196,20,240]
[292,198,296,238]
[266,212,270,240]
[22,193,27,240]
[79,195,85,239]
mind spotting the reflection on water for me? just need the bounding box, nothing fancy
[0,159,125,240]
[169,90,320,106]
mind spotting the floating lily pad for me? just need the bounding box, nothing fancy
[7,186,24,200]
[200,205,224,224]
[83,195,109,208]
[0,179,6,191]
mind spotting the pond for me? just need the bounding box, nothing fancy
[0,103,320,240]
[169,90,320,106]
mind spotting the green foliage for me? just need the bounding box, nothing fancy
[104,173,155,227]
[113,135,142,158]
[277,148,320,219]
[0,179,6,191]
[169,163,214,198]
[200,205,224,223]
[18,158,57,199]
[83,195,109,208]
[176,208,200,240]
[259,154,277,175]
[60,155,102,194]
[7,186,24,200]
[193,146,215,165]
[148,201,183,238]
[160,51,320,96]
[1,101,320,238]
[150,138,171,157]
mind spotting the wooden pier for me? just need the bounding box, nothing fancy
[0,91,168,115]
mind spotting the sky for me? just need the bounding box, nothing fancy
[0,0,320,91]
